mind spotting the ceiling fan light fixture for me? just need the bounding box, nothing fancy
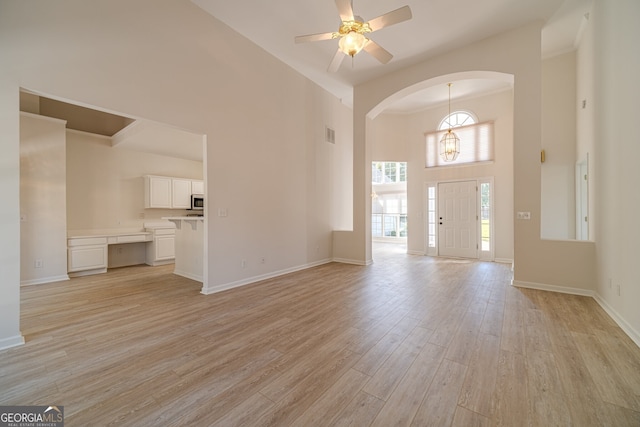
[338,31,367,57]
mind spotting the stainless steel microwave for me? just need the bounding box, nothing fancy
[190,194,204,210]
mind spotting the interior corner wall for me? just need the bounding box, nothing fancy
[349,22,595,292]
[20,113,69,286]
[592,0,640,344]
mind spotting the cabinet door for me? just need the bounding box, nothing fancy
[155,236,175,260]
[191,180,204,195]
[68,245,107,272]
[172,179,192,209]
[146,176,172,208]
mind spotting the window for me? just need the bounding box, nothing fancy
[439,111,476,130]
[425,113,494,168]
[372,162,407,184]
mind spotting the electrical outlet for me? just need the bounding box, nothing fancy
[608,278,613,289]
[34,259,43,268]
[617,284,621,296]
[260,257,266,264]
[241,259,246,268]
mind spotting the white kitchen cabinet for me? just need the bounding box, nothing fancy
[145,175,194,209]
[145,222,176,266]
[171,178,192,209]
[67,237,108,274]
[144,175,172,208]
[191,180,204,195]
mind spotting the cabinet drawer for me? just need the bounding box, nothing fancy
[114,234,150,243]
[68,237,108,247]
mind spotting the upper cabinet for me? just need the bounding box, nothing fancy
[191,180,204,195]
[145,175,198,209]
[171,178,192,209]
[145,175,172,208]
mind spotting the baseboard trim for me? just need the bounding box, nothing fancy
[513,280,640,349]
[174,270,203,283]
[201,258,333,295]
[593,293,640,348]
[494,258,513,265]
[407,250,425,256]
[512,279,595,297]
[21,275,70,286]
[332,257,371,266]
[0,334,25,351]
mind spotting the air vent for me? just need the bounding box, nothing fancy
[325,126,335,144]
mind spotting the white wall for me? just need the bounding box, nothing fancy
[20,113,69,286]
[541,52,577,240]
[592,0,640,344]
[0,0,352,347]
[66,130,203,233]
[370,89,514,261]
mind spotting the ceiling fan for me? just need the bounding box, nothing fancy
[294,0,412,72]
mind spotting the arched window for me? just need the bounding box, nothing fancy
[438,110,477,130]
[426,110,493,168]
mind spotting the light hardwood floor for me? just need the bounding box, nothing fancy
[2,243,639,426]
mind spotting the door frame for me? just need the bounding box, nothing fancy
[424,176,494,261]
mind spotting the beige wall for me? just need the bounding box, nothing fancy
[20,113,69,286]
[66,130,203,233]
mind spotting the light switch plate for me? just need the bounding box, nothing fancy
[516,211,531,220]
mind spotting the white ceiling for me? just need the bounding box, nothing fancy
[193,0,592,112]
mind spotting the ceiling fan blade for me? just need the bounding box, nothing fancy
[327,48,345,72]
[335,0,354,21]
[363,40,393,64]
[295,32,335,44]
[367,5,412,32]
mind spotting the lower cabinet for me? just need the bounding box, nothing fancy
[68,237,108,274]
[145,228,176,266]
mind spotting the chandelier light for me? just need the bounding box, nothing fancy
[440,83,460,162]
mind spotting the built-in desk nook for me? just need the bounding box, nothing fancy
[67,221,176,276]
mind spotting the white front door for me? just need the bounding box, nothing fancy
[438,181,478,258]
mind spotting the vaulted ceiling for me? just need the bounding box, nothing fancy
[193,0,592,112]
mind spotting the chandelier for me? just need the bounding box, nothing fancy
[440,83,460,162]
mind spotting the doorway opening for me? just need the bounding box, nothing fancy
[371,161,408,245]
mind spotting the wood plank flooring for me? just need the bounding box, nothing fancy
[2,243,639,426]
